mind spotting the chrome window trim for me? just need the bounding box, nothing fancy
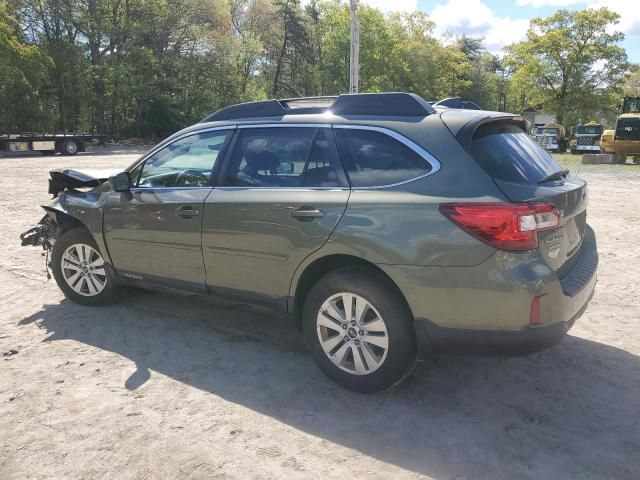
[127,122,441,191]
[214,186,349,191]
[237,123,331,129]
[332,124,441,189]
[128,126,236,174]
[129,186,214,192]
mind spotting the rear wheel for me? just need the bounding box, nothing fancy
[51,228,124,306]
[302,267,417,393]
[59,139,80,155]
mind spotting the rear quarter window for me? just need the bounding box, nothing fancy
[334,128,432,187]
[471,123,563,185]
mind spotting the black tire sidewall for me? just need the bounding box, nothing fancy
[61,140,79,155]
[302,266,417,393]
[51,228,122,306]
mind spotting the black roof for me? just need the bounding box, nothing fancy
[201,92,437,122]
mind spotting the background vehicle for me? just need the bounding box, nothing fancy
[0,132,104,155]
[600,97,640,163]
[20,93,598,393]
[533,122,566,153]
[570,121,604,154]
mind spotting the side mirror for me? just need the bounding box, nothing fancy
[109,171,131,192]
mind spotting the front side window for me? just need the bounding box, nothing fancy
[224,127,344,187]
[334,128,432,187]
[137,130,231,188]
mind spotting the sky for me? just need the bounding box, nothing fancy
[355,0,640,62]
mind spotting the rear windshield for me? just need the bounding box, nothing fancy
[471,123,564,185]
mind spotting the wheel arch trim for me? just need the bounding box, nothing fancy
[288,251,414,329]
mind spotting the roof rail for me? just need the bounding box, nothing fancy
[201,92,436,122]
[431,97,481,110]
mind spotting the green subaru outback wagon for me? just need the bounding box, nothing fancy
[21,93,598,392]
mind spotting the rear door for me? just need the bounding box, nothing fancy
[202,125,349,308]
[470,122,588,272]
[103,128,233,290]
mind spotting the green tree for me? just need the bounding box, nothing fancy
[505,7,629,127]
[0,2,50,131]
[622,65,640,97]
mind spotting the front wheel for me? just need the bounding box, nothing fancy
[51,228,124,306]
[303,267,417,393]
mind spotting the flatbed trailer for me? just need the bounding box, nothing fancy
[0,132,105,156]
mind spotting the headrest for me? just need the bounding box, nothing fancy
[244,147,280,171]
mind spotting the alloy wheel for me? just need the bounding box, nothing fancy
[61,243,107,296]
[316,292,389,375]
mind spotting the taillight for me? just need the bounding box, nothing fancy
[439,202,561,251]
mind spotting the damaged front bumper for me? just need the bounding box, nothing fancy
[20,214,61,249]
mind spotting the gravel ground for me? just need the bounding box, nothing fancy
[1,147,639,480]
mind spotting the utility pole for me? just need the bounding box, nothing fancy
[349,0,360,94]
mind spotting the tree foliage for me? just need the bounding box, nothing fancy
[0,1,633,137]
[505,8,629,126]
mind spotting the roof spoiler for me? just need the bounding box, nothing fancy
[201,92,436,122]
[455,115,530,151]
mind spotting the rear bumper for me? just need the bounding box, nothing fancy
[379,225,598,355]
[415,284,593,355]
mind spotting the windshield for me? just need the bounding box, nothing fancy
[539,128,559,135]
[471,123,565,185]
[576,125,603,135]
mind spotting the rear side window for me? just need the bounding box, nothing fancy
[334,128,432,187]
[471,123,563,185]
[224,127,344,188]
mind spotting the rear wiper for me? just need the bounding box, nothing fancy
[538,169,569,184]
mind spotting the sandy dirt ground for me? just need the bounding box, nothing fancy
[1,147,639,480]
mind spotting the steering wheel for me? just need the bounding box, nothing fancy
[175,169,209,186]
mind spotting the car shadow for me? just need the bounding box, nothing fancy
[18,291,640,479]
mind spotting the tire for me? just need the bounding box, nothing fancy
[59,139,80,155]
[51,228,124,306]
[302,266,417,393]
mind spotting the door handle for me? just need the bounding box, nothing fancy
[290,206,325,220]
[176,206,200,218]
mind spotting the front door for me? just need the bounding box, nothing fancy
[202,126,350,307]
[103,128,233,291]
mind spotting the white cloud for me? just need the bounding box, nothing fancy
[515,0,640,38]
[516,0,583,6]
[588,0,640,37]
[430,0,529,52]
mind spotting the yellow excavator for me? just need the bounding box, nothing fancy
[600,97,640,164]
